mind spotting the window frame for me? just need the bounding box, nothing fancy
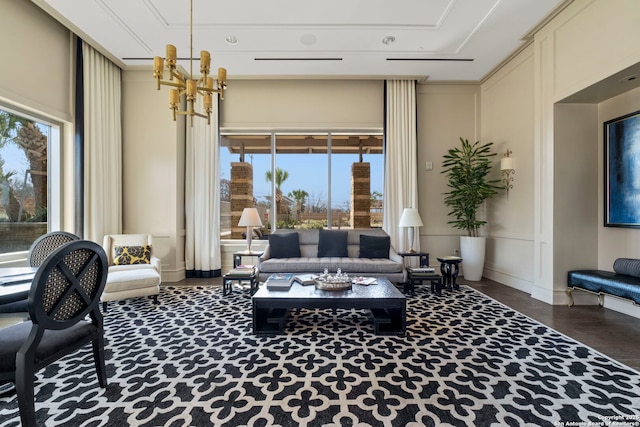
[0,102,63,264]
[219,128,383,238]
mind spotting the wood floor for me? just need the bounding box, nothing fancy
[173,276,640,372]
[465,278,640,372]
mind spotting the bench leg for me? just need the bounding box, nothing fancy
[565,289,575,307]
[597,293,604,306]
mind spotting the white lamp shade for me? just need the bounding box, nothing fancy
[398,208,423,227]
[238,208,263,227]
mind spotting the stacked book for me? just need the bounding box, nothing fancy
[408,267,437,275]
[293,274,319,285]
[227,265,256,276]
[266,273,294,290]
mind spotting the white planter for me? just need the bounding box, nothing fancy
[460,236,486,281]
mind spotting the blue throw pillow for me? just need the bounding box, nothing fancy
[318,229,348,257]
[268,233,301,258]
[359,235,390,258]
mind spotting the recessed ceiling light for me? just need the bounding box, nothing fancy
[300,34,317,46]
[225,36,238,45]
[382,36,396,45]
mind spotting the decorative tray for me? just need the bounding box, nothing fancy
[314,278,352,291]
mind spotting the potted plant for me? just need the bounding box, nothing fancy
[441,137,501,280]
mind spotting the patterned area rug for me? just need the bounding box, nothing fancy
[1,284,640,426]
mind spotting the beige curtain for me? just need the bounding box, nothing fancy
[185,98,221,276]
[383,80,419,253]
[82,43,122,243]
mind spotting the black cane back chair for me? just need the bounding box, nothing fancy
[28,231,80,267]
[0,240,109,427]
[0,232,80,317]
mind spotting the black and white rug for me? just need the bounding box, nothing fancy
[2,284,640,426]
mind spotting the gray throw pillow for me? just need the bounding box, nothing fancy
[268,233,301,258]
[359,235,390,258]
[318,229,348,257]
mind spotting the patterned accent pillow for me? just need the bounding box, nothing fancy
[113,245,152,265]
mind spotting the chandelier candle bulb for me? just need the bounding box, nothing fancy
[153,57,164,78]
[218,68,227,83]
[166,45,177,64]
[200,51,210,73]
[206,77,214,90]
[186,80,197,100]
[169,89,179,107]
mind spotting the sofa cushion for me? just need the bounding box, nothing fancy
[259,257,403,274]
[359,235,390,259]
[318,229,348,257]
[113,245,152,265]
[268,232,301,258]
[613,258,640,277]
[105,267,161,293]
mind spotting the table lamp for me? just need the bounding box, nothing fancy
[399,208,423,253]
[238,207,263,252]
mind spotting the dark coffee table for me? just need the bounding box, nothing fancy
[252,277,406,336]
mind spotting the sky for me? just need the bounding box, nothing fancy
[0,143,28,181]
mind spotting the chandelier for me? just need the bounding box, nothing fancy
[152,0,227,125]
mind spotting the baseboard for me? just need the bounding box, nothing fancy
[161,267,186,283]
[482,267,533,294]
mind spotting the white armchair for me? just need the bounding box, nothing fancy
[101,234,161,311]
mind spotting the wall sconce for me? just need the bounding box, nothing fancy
[500,150,515,198]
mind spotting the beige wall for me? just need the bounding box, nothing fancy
[480,46,536,292]
[416,83,480,263]
[121,70,186,281]
[553,103,598,286]
[221,79,384,131]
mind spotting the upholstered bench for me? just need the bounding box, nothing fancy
[567,258,640,306]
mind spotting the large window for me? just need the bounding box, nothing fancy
[0,107,58,255]
[220,132,383,239]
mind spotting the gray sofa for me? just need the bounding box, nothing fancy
[257,228,406,283]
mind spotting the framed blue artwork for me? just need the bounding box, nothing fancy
[605,110,640,227]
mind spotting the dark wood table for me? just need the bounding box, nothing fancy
[437,256,463,290]
[405,268,442,296]
[252,277,406,336]
[222,268,258,296]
